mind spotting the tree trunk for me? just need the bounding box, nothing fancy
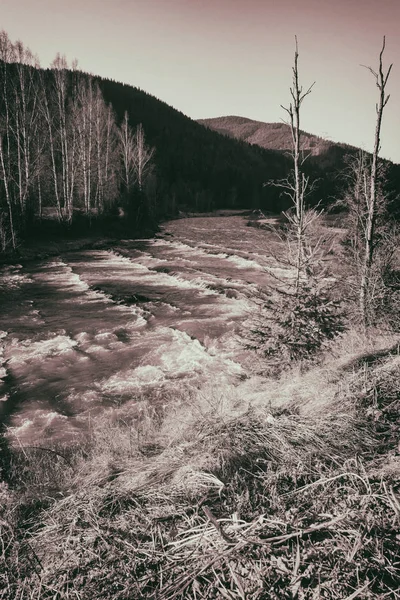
[359,37,392,327]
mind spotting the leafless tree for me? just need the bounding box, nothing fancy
[11,41,43,220]
[0,30,156,249]
[278,37,316,291]
[132,123,154,192]
[118,111,136,194]
[359,37,393,327]
[0,31,16,247]
[51,54,76,221]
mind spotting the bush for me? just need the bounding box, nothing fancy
[245,282,344,368]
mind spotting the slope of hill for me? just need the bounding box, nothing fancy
[95,81,290,213]
[198,115,400,215]
[1,35,400,257]
[197,116,341,155]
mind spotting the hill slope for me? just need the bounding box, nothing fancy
[198,115,345,155]
[95,85,290,212]
[198,115,400,213]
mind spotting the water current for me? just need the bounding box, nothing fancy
[0,215,279,446]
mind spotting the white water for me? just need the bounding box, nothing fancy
[0,216,278,445]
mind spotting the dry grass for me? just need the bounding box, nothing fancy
[1,342,400,599]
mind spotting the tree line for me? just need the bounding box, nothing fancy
[1,31,399,257]
[0,31,155,251]
[0,30,293,253]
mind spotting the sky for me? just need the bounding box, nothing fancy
[1,0,399,162]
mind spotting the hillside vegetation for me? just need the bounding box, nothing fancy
[1,31,399,256]
[1,213,400,599]
[198,116,400,217]
[0,31,292,254]
[198,116,332,154]
[1,31,400,600]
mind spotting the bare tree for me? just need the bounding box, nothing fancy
[51,54,75,221]
[74,79,120,215]
[102,103,120,212]
[279,37,315,291]
[359,37,393,327]
[0,30,155,248]
[11,41,43,221]
[0,31,16,247]
[132,123,154,192]
[117,112,156,222]
[39,69,62,219]
[74,76,95,214]
[118,111,135,194]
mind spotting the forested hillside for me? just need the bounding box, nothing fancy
[199,115,400,215]
[95,80,290,213]
[198,116,330,154]
[0,31,292,252]
[1,31,399,253]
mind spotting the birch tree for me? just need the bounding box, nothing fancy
[11,41,43,222]
[118,111,135,194]
[74,76,94,214]
[132,123,154,192]
[74,79,120,214]
[51,54,74,221]
[39,69,62,219]
[0,31,16,247]
[94,90,120,212]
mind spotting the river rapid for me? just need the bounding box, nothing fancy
[0,215,279,446]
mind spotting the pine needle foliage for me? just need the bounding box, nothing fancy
[246,282,344,366]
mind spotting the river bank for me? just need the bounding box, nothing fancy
[1,213,399,599]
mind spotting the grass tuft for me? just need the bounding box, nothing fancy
[1,351,399,598]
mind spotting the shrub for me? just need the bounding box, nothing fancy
[245,282,344,368]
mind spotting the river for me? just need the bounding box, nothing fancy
[0,215,280,446]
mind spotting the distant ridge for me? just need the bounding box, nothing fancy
[197,115,400,216]
[197,116,351,156]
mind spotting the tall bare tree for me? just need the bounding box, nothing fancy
[11,40,42,220]
[0,31,16,247]
[132,123,154,192]
[280,37,315,291]
[74,76,94,214]
[51,54,75,221]
[118,111,135,194]
[93,88,120,212]
[359,37,393,326]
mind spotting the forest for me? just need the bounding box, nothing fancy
[0,30,289,252]
[1,30,400,255]
[1,29,400,600]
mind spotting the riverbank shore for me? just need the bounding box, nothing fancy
[1,334,399,599]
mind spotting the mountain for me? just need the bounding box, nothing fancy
[197,116,346,156]
[198,115,400,214]
[1,33,399,255]
[95,82,290,213]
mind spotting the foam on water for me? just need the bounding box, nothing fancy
[7,333,78,365]
[0,264,33,291]
[0,331,7,395]
[100,365,166,395]
[226,254,264,270]
[3,216,279,446]
[8,409,76,445]
[97,325,243,399]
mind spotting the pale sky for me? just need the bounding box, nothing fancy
[1,0,399,162]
